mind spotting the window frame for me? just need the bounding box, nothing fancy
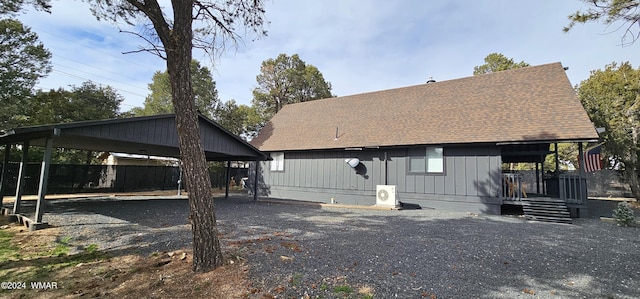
[270,152,285,172]
[407,146,444,174]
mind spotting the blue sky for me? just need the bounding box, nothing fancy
[16,0,640,112]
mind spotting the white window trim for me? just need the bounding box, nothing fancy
[408,147,444,174]
[426,147,444,173]
[270,152,284,171]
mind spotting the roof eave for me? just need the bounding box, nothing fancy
[496,138,600,145]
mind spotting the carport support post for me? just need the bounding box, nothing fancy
[0,144,10,205]
[224,160,231,199]
[253,161,259,201]
[34,137,53,224]
[12,141,29,215]
[177,164,182,196]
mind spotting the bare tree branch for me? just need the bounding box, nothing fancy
[566,0,640,46]
[119,29,166,59]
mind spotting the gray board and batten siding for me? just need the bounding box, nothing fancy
[251,144,503,215]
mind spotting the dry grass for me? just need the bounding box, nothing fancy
[0,218,251,299]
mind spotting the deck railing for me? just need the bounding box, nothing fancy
[502,173,587,205]
[502,173,526,201]
[558,174,587,205]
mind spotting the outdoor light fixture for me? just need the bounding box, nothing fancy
[345,158,360,168]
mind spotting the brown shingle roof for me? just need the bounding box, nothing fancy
[250,62,599,151]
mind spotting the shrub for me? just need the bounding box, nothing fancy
[612,202,636,226]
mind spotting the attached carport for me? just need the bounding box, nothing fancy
[0,113,267,230]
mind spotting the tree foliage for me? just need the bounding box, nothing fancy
[27,81,123,125]
[473,53,530,75]
[5,81,124,164]
[0,0,51,15]
[577,62,640,198]
[132,59,263,139]
[543,143,580,172]
[504,143,578,172]
[252,53,333,123]
[216,99,261,139]
[0,18,51,130]
[565,0,640,46]
[131,60,220,119]
[87,0,267,272]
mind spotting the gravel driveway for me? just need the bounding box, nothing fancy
[29,195,640,298]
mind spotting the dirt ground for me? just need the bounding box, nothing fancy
[1,189,188,203]
[0,192,637,298]
[0,216,252,299]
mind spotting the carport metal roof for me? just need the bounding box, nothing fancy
[0,113,267,161]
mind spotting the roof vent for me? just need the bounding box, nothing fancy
[426,77,436,83]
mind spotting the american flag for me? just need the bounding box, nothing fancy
[582,145,603,172]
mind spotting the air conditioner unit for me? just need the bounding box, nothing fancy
[376,185,398,208]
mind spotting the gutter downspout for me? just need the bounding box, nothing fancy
[384,151,388,185]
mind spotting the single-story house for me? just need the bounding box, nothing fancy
[98,152,180,167]
[249,62,600,218]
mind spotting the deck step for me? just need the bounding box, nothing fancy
[523,198,570,204]
[524,215,572,224]
[522,203,569,209]
[522,206,571,213]
[523,207,571,214]
[521,198,572,224]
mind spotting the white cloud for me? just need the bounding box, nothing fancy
[14,0,640,111]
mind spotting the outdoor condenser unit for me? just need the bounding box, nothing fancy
[376,185,398,208]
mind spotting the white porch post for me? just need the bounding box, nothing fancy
[12,141,29,215]
[34,137,53,225]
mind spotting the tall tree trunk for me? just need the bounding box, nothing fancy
[167,2,222,272]
[626,160,640,200]
[633,128,640,200]
[623,166,640,200]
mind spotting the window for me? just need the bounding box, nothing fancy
[409,149,426,173]
[426,147,444,173]
[408,147,444,173]
[270,152,284,171]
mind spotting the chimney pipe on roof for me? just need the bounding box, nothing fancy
[426,77,436,83]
